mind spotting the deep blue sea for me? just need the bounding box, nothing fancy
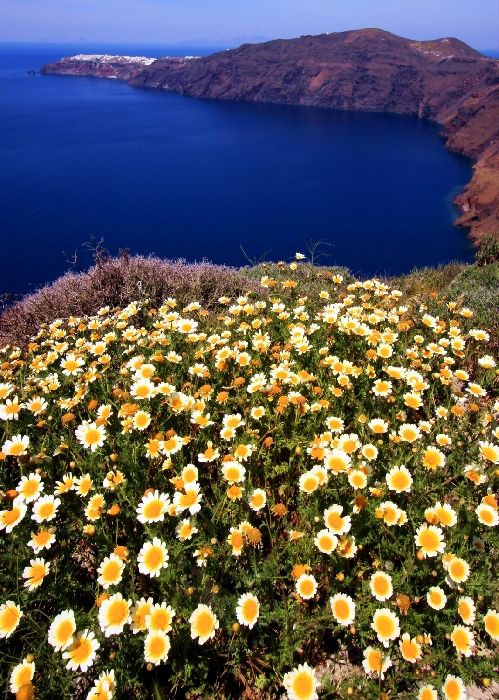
[0,42,478,296]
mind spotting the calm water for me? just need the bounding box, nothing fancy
[0,42,475,295]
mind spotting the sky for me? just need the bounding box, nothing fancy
[1,0,498,50]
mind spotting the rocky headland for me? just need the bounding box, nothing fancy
[41,29,499,245]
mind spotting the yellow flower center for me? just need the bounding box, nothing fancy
[327,513,343,530]
[107,601,128,626]
[145,546,164,569]
[319,535,332,550]
[103,560,121,581]
[144,500,163,519]
[485,614,498,636]
[449,560,466,580]
[242,599,258,622]
[419,529,440,551]
[38,503,54,519]
[85,429,101,445]
[334,599,350,620]
[150,610,170,630]
[1,606,18,630]
[444,679,461,700]
[374,577,389,596]
[368,650,382,673]
[292,672,314,699]
[149,635,167,657]
[30,563,46,583]
[71,637,92,663]
[23,481,39,497]
[452,628,469,651]
[56,619,74,644]
[180,491,197,507]
[391,471,409,490]
[376,615,395,637]
[3,508,21,526]
[299,579,315,597]
[195,610,214,637]
[429,591,443,607]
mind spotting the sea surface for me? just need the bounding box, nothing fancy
[0,42,478,296]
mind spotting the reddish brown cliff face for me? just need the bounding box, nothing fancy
[42,30,499,245]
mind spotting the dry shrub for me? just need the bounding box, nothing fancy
[0,253,258,347]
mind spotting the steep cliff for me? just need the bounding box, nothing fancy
[42,30,499,245]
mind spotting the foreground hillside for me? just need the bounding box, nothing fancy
[42,29,499,245]
[0,255,497,699]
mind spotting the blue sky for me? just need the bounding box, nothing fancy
[2,0,498,49]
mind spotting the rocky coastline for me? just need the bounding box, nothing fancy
[41,29,499,245]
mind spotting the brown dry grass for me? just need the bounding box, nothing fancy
[0,252,258,347]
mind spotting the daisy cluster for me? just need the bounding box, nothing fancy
[0,260,497,699]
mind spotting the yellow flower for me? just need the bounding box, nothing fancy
[426,586,447,611]
[176,518,198,541]
[9,659,35,694]
[371,608,400,647]
[22,558,50,591]
[221,461,246,483]
[362,646,391,679]
[414,524,445,558]
[98,593,132,637]
[62,630,99,671]
[369,571,393,602]
[144,630,170,665]
[130,597,153,634]
[145,603,175,633]
[483,609,499,640]
[295,574,318,600]
[479,441,499,463]
[75,421,107,452]
[450,625,474,656]
[422,447,445,470]
[442,675,466,700]
[457,596,475,625]
[386,465,412,493]
[445,556,470,583]
[136,490,169,523]
[31,495,60,523]
[189,604,219,645]
[2,434,29,457]
[330,594,355,626]
[97,553,125,589]
[0,498,27,533]
[236,593,260,629]
[399,633,422,662]
[137,538,169,577]
[314,529,338,554]
[48,610,76,651]
[249,488,267,511]
[282,663,318,700]
[0,601,23,639]
[323,505,351,535]
[16,473,43,502]
[348,469,367,489]
[299,471,320,493]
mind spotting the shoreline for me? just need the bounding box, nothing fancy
[41,30,499,248]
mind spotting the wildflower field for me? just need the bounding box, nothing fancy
[0,259,498,700]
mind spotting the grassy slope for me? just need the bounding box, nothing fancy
[1,250,496,352]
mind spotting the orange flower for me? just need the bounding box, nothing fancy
[292,564,311,580]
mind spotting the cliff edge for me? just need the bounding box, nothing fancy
[42,30,499,245]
